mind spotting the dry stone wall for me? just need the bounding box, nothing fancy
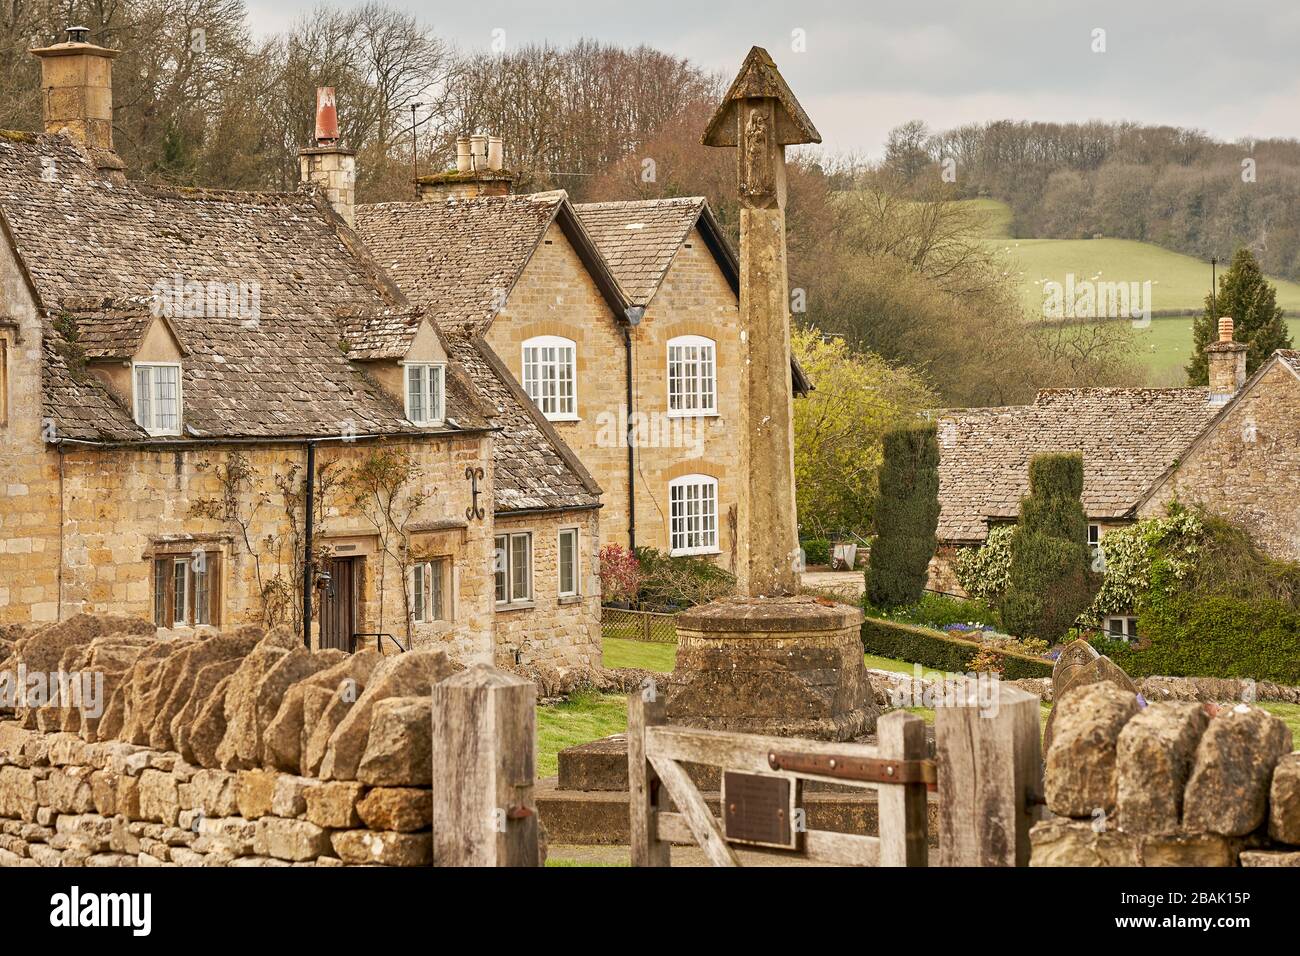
[1031,681,1300,867]
[0,613,462,866]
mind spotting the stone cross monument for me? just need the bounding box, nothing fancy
[663,48,876,741]
[701,46,816,598]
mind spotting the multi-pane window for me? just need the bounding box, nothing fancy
[667,335,717,416]
[494,533,533,606]
[1105,616,1139,643]
[558,528,579,597]
[133,363,182,435]
[152,551,220,627]
[522,336,576,420]
[411,558,449,623]
[669,475,719,555]
[405,363,445,425]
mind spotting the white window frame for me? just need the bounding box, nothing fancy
[404,362,446,426]
[521,335,577,421]
[411,557,449,624]
[669,474,720,556]
[132,362,183,436]
[494,532,534,607]
[558,527,580,598]
[667,335,717,417]
[1104,615,1139,643]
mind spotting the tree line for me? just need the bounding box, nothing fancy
[884,118,1300,282]
[0,0,715,201]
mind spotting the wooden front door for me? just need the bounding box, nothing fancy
[320,556,359,651]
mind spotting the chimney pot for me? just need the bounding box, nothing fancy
[299,88,355,226]
[456,137,471,173]
[469,134,488,170]
[67,25,90,44]
[487,136,504,171]
[1206,315,1248,401]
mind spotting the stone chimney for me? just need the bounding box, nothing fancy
[298,87,357,227]
[30,26,124,176]
[1206,316,1248,402]
[417,131,514,201]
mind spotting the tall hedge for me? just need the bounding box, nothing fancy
[1000,453,1098,642]
[866,422,940,609]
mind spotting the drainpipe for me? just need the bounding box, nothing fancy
[623,307,645,551]
[302,441,316,649]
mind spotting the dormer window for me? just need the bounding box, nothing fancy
[405,363,445,425]
[522,335,577,420]
[133,362,182,436]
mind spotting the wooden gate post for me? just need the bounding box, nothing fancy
[875,710,929,866]
[935,680,1042,866]
[431,664,539,867]
[627,689,671,866]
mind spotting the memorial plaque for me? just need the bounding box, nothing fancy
[721,771,801,850]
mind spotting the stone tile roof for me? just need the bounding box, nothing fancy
[572,198,708,305]
[337,305,423,361]
[936,387,1217,542]
[443,332,600,514]
[356,194,562,334]
[1278,349,1300,377]
[66,301,180,360]
[0,130,489,442]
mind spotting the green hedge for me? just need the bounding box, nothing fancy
[861,616,1053,680]
[1112,596,1300,685]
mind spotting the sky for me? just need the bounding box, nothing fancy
[246,0,1300,158]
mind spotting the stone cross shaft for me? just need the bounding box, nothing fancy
[702,48,821,597]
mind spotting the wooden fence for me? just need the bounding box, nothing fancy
[601,606,678,643]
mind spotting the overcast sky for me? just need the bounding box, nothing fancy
[246,0,1300,158]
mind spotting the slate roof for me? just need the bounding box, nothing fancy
[573,198,709,304]
[0,130,489,442]
[356,194,563,334]
[443,333,601,514]
[936,387,1218,543]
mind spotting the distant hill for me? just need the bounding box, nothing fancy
[967,199,1300,384]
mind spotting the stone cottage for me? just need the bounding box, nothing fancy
[0,31,601,668]
[933,318,1299,638]
[357,161,809,595]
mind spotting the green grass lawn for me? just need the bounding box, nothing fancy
[535,690,628,778]
[1259,701,1300,742]
[602,636,676,672]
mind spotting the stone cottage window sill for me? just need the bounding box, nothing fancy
[666,410,720,420]
[495,601,535,613]
[557,594,583,606]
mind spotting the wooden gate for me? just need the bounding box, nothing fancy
[628,681,1042,867]
[628,695,930,866]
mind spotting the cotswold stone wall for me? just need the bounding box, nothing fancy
[0,613,459,867]
[1031,682,1300,867]
[0,730,433,866]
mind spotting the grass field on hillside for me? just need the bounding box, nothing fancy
[964,199,1300,315]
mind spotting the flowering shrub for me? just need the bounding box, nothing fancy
[953,524,1014,601]
[597,544,642,605]
[1082,510,1204,625]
